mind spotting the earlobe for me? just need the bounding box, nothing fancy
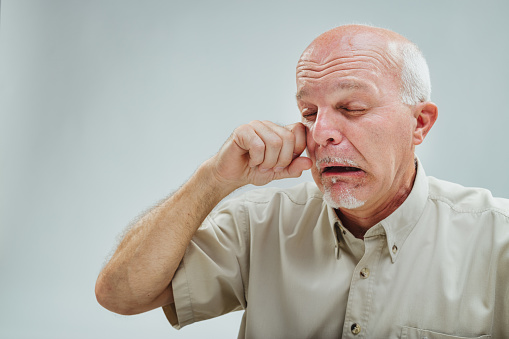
[413,102,438,145]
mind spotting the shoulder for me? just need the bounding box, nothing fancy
[242,182,323,206]
[424,177,509,275]
[215,182,325,223]
[427,176,509,219]
[207,183,325,238]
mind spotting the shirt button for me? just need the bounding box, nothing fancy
[351,323,361,335]
[360,267,370,279]
[392,244,398,254]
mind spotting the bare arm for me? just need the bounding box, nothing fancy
[95,121,312,315]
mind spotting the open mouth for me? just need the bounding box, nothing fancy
[322,165,363,175]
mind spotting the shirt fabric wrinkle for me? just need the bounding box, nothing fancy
[163,157,509,338]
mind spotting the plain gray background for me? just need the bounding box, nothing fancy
[1,1,508,338]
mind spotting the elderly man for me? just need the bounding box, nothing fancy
[96,25,509,338]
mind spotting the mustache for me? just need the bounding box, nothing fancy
[315,156,360,171]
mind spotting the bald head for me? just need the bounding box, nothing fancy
[299,25,431,105]
[302,25,407,59]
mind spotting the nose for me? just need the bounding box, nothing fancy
[311,108,343,147]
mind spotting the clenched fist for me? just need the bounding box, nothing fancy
[210,121,313,189]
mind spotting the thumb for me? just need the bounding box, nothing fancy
[279,156,313,179]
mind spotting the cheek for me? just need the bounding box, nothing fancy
[366,117,415,166]
[364,115,403,144]
[385,118,415,150]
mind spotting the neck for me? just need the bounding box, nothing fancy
[336,161,417,239]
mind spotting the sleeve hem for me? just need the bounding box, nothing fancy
[161,252,195,329]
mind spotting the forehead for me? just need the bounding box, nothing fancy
[299,29,399,66]
[296,31,400,98]
[296,78,377,101]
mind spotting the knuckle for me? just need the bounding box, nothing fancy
[284,129,296,143]
[249,120,262,127]
[284,123,298,133]
[268,135,283,148]
[234,124,251,135]
[278,152,293,164]
[252,141,265,152]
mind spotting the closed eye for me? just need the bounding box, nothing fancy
[301,108,317,120]
[339,106,367,116]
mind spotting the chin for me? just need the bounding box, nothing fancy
[323,186,366,210]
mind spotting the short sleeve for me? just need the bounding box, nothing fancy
[162,197,250,329]
[492,212,509,337]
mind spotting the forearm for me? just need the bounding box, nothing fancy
[96,121,311,315]
[95,158,234,315]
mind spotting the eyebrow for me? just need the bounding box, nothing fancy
[335,81,368,90]
[296,81,369,100]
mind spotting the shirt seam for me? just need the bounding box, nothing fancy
[245,191,323,206]
[241,198,250,307]
[180,246,196,325]
[428,194,509,219]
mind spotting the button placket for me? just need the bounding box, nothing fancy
[333,222,341,259]
[342,232,385,338]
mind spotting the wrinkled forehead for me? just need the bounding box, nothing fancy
[298,30,401,77]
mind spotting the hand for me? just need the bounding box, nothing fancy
[211,121,313,189]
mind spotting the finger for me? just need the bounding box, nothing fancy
[250,120,284,171]
[276,156,313,179]
[286,122,307,157]
[232,124,266,167]
[259,121,297,172]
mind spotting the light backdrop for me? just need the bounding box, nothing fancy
[1,1,508,338]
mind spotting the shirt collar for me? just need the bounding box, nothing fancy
[326,157,429,263]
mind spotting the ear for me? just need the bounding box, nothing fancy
[412,101,438,145]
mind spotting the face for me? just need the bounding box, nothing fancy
[296,32,418,213]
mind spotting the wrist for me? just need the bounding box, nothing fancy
[197,157,243,198]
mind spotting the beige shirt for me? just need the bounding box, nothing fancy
[163,160,509,338]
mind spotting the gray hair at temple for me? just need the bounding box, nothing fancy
[394,41,432,105]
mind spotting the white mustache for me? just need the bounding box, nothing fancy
[315,156,360,171]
